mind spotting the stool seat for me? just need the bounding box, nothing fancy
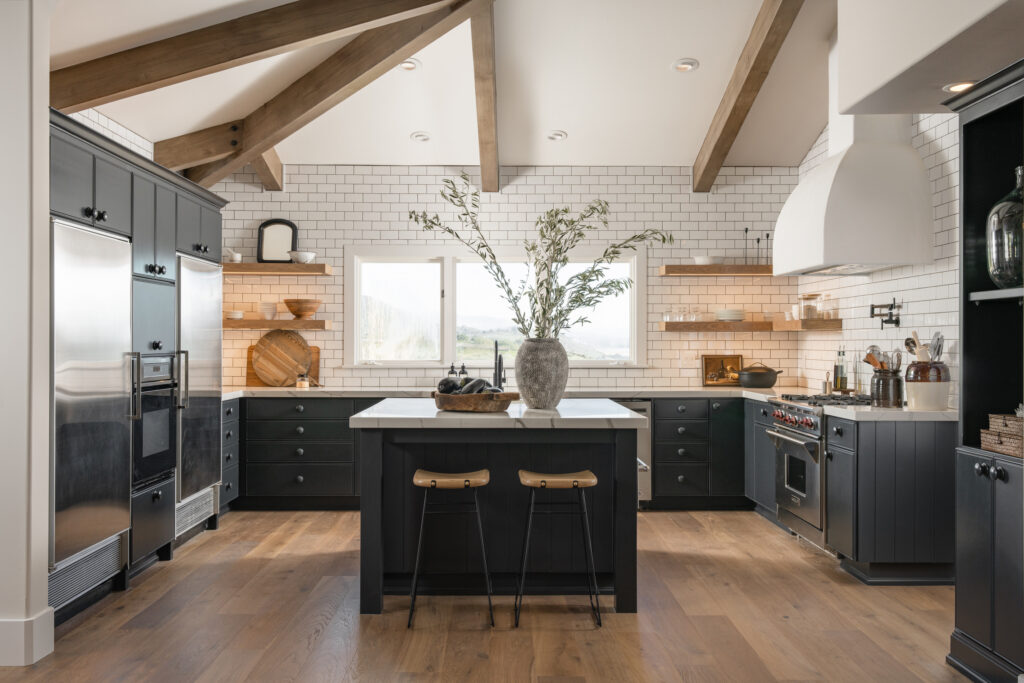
[518,469,597,489]
[413,468,490,489]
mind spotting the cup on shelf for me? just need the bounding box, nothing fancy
[258,301,278,320]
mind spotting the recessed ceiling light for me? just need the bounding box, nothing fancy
[398,58,421,71]
[410,131,430,142]
[942,81,975,93]
[672,58,700,73]
[547,130,568,142]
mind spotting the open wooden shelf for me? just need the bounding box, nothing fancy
[771,318,844,331]
[222,262,333,276]
[659,264,773,277]
[224,319,332,330]
[659,321,773,332]
[968,287,1024,302]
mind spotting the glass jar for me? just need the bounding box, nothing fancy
[798,293,821,319]
[986,166,1023,289]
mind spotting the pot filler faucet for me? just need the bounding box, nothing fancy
[492,340,506,390]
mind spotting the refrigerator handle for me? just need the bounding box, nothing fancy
[129,352,142,420]
[177,349,190,409]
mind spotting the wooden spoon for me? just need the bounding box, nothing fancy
[863,353,882,370]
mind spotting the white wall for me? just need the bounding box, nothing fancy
[0,0,54,666]
[215,165,803,390]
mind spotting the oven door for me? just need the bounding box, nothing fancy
[768,426,822,530]
[133,384,177,487]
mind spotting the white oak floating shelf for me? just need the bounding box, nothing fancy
[223,319,332,331]
[221,262,333,276]
[659,264,773,277]
[659,319,843,333]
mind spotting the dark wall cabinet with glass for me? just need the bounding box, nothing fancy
[945,60,1024,683]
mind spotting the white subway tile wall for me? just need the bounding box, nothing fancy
[69,108,155,159]
[214,165,803,390]
[794,114,961,404]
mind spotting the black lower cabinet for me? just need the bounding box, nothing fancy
[130,475,175,565]
[743,401,776,514]
[824,446,855,559]
[220,399,239,511]
[949,448,1024,682]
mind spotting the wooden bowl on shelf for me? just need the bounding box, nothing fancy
[283,298,322,319]
[432,391,520,412]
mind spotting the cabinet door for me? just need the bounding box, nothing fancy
[175,194,202,255]
[50,130,95,223]
[993,457,1024,668]
[825,446,856,559]
[132,278,176,354]
[93,154,133,236]
[132,175,156,276]
[200,205,222,261]
[954,450,994,647]
[154,185,177,281]
[710,399,744,496]
[744,402,757,499]
[753,422,777,510]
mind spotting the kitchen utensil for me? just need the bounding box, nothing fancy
[283,298,322,319]
[867,344,882,358]
[880,351,891,370]
[822,371,832,394]
[736,362,784,388]
[930,331,944,362]
[863,353,882,370]
[251,330,312,387]
[246,345,320,387]
[891,349,902,373]
[432,391,520,412]
[904,337,917,357]
[288,250,317,264]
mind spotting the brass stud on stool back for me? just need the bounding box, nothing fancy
[514,469,602,627]
[408,468,493,628]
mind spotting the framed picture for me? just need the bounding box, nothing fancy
[257,218,298,263]
[702,354,743,386]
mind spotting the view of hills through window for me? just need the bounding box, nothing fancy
[358,262,440,361]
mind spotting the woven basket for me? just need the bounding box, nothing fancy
[981,429,1023,458]
[988,414,1023,437]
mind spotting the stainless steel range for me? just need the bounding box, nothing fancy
[766,394,870,548]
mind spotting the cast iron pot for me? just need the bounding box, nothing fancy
[737,362,784,388]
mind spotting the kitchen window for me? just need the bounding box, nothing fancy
[344,246,646,367]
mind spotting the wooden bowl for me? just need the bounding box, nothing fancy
[283,298,322,319]
[432,391,520,413]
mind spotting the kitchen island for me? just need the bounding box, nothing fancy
[350,398,646,614]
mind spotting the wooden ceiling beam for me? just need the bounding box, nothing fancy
[470,5,499,192]
[691,0,803,192]
[182,0,492,188]
[51,0,458,112]
[153,120,243,171]
[251,148,285,191]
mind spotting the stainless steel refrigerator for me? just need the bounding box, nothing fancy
[50,219,132,604]
[176,255,222,511]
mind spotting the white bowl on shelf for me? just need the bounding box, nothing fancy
[715,309,745,321]
[258,302,278,320]
[288,250,317,264]
[694,255,724,265]
[225,310,244,320]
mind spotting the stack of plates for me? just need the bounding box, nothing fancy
[715,309,745,322]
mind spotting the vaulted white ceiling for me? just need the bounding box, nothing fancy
[51,0,836,168]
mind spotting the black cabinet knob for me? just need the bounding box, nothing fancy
[201,244,210,254]
[712,402,721,410]
[157,265,167,275]
[677,426,686,435]
[151,340,163,350]
[974,462,990,477]
[295,426,304,435]
[225,452,232,461]
[146,263,156,274]
[96,210,108,222]
[153,490,162,501]
[83,206,95,219]
[761,408,768,417]
[225,430,233,440]
[825,450,833,460]
[194,243,203,253]
[295,475,304,484]
[677,448,686,456]
[676,475,686,483]
[832,426,843,436]
[225,407,233,416]
[676,405,686,413]
[295,448,304,457]
[226,482,232,491]
[990,466,1007,482]
[295,404,305,413]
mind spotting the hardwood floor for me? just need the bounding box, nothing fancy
[2,510,963,682]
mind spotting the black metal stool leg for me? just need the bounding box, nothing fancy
[473,489,495,627]
[514,488,536,627]
[577,487,602,627]
[408,487,429,628]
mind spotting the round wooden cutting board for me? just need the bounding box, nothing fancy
[251,330,312,386]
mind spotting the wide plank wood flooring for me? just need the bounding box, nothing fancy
[2,510,963,682]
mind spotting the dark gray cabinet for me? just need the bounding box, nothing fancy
[709,399,743,495]
[93,154,133,236]
[221,399,239,509]
[132,176,177,281]
[177,196,221,261]
[825,446,856,559]
[131,278,175,355]
[743,400,775,512]
[50,127,132,236]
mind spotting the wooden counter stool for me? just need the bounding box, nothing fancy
[514,469,601,627]
[408,468,494,628]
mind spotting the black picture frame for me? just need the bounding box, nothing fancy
[257,218,298,263]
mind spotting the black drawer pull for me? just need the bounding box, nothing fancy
[677,448,687,456]
[295,426,304,435]
[832,426,843,437]
[676,475,686,483]
[295,448,304,456]
[676,405,686,413]
[295,475,304,484]
[152,490,162,501]
[295,404,305,413]
[677,426,686,435]
[225,430,233,440]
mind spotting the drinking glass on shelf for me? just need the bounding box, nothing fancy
[689,307,703,322]
[673,305,688,322]
[663,309,672,322]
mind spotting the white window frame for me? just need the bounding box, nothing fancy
[344,245,647,369]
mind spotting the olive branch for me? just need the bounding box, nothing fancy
[410,173,672,339]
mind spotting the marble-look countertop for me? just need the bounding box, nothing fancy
[348,398,647,429]
[222,386,958,422]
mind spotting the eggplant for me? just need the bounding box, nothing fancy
[437,377,460,394]
[458,376,474,388]
[459,378,490,394]
[483,386,502,393]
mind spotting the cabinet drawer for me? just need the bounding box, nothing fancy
[655,463,710,497]
[654,399,708,419]
[221,466,239,505]
[752,403,773,425]
[223,400,239,421]
[246,463,353,497]
[246,420,351,442]
[654,442,709,463]
[222,423,239,448]
[222,442,238,470]
[130,476,175,564]
[246,442,353,463]
[654,419,709,443]
[246,398,353,420]
[826,418,856,451]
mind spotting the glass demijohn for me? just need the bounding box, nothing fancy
[986,166,1024,288]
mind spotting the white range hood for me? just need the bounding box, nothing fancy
[772,42,933,276]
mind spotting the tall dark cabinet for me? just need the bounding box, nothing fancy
[945,60,1024,683]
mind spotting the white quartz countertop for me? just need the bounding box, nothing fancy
[348,398,647,429]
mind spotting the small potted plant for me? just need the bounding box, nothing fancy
[411,174,671,409]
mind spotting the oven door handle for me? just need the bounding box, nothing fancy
[766,428,819,455]
[129,352,142,421]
